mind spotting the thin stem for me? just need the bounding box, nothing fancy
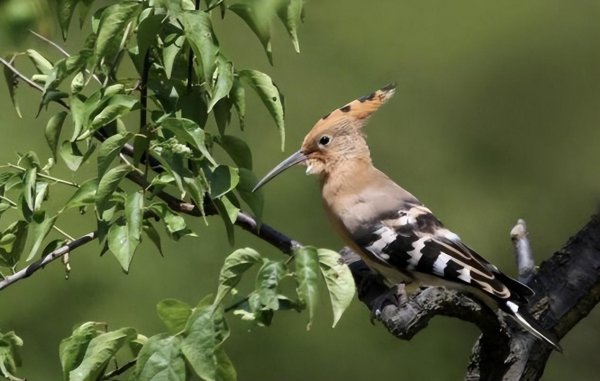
[224,296,250,313]
[52,225,75,241]
[29,29,69,56]
[7,163,79,188]
[140,49,150,181]
[0,195,17,207]
[1,57,44,92]
[104,359,136,379]
[0,57,70,109]
[107,21,133,82]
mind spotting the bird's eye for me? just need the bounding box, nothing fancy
[318,135,332,146]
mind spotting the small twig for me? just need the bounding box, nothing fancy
[0,57,70,109]
[0,195,17,207]
[224,296,250,313]
[511,218,535,282]
[107,22,133,83]
[0,232,96,290]
[29,29,69,57]
[140,49,150,180]
[103,359,136,379]
[1,57,44,92]
[8,163,79,188]
[52,225,75,241]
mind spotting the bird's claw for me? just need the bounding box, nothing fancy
[369,284,408,323]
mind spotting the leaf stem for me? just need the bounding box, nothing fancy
[52,225,75,241]
[0,195,17,207]
[7,163,79,188]
[103,359,136,379]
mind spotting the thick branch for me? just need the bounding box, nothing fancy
[343,213,600,381]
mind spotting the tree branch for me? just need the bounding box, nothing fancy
[0,232,96,290]
[342,213,600,381]
[511,219,535,283]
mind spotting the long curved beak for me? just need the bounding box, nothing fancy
[252,150,307,192]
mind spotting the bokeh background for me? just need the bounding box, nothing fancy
[1,0,600,380]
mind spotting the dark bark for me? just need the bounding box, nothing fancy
[342,213,600,381]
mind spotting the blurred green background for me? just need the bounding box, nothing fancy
[2,0,600,380]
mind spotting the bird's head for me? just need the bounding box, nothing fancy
[253,83,396,191]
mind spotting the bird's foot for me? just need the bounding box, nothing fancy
[370,283,408,323]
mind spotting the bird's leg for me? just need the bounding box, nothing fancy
[370,283,409,322]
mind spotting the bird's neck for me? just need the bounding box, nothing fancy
[319,158,387,210]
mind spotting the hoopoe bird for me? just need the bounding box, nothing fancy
[252,84,560,350]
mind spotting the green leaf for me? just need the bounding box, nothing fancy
[45,111,68,160]
[255,259,287,311]
[0,221,28,268]
[26,49,53,75]
[89,95,138,133]
[150,202,196,241]
[107,191,142,272]
[212,197,237,245]
[33,182,49,215]
[157,299,192,334]
[239,69,285,150]
[96,132,133,178]
[181,302,234,381]
[136,11,164,59]
[78,0,95,29]
[212,97,232,135]
[217,135,252,169]
[181,10,219,86]
[18,151,42,170]
[25,211,57,261]
[59,141,96,171]
[276,0,304,53]
[131,334,185,381]
[69,327,136,381]
[161,118,217,165]
[42,239,66,258]
[95,164,130,215]
[229,1,274,64]
[214,247,262,305]
[161,34,186,79]
[23,168,37,212]
[93,2,141,67]
[57,0,80,39]
[236,168,263,221]
[3,56,21,118]
[0,331,23,381]
[0,203,10,217]
[294,246,320,329]
[318,248,356,327]
[230,78,245,129]
[207,56,234,113]
[143,220,163,256]
[64,179,97,210]
[209,165,239,199]
[59,322,103,380]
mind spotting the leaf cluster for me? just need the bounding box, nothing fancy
[0,1,358,380]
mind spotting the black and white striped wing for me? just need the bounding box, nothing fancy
[354,203,529,301]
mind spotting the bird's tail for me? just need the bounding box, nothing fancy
[503,300,562,352]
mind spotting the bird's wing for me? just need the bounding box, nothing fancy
[355,202,517,300]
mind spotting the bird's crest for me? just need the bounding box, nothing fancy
[312,83,396,133]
